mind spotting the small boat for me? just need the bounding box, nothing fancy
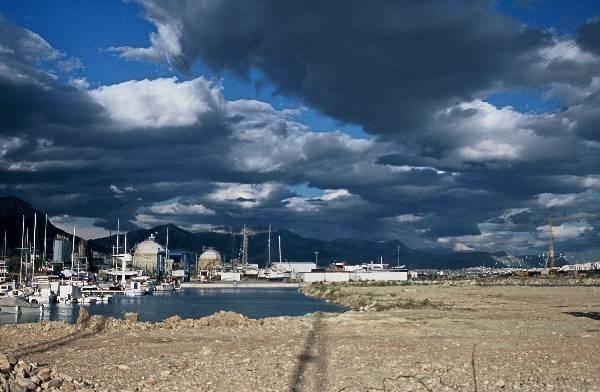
[77,296,97,304]
[125,281,146,296]
[0,297,43,314]
[27,291,58,305]
[266,270,291,281]
[154,282,176,292]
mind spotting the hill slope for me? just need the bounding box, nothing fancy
[0,196,526,269]
[0,195,73,258]
[88,224,516,269]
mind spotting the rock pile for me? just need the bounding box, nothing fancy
[0,353,96,391]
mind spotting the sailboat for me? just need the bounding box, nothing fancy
[118,232,147,296]
[263,233,291,281]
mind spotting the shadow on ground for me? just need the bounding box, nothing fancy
[290,312,328,392]
[564,311,600,320]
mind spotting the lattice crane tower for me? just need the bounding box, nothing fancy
[545,219,555,269]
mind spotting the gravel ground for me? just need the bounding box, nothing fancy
[1,284,599,391]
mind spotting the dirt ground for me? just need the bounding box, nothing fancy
[1,283,599,391]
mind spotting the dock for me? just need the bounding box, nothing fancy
[181,281,301,289]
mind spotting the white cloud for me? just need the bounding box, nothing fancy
[68,77,89,90]
[283,197,320,213]
[89,77,223,129]
[434,100,573,165]
[148,201,215,216]
[535,192,580,207]
[0,136,24,158]
[321,189,351,201]
[387,214,424,223]
[537,221,593,239]
[457,140,521,161]
[540,39,597,65]
[453,243,475,252]
[110,184,138,200]
[109,14,183,66]
[208,182,284,208]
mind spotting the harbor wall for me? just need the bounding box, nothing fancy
[299,271,408,283]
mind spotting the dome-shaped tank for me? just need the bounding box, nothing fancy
[133,234,165,274]
[198,247,222,271]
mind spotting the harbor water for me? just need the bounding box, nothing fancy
[0,288,345,325]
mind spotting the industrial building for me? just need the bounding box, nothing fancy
[52,237,71,264]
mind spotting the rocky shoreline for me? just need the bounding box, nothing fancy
[1,284,599,391]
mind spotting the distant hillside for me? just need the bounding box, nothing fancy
[0,196,533,269]
[88,223,523,269]
[0,195,75,258]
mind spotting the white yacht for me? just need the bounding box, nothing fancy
[125,281,146,296]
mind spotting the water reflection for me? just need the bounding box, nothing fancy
[0,288,344,325]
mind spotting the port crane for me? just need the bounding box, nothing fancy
[543,213,599,269]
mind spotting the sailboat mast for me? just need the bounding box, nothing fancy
[43,214,47,268]
[278,235,282,264]
[25,229,29,282]
[165,227,169,276]
[115,219,120,276]
[19,215,24,286]
[116,219,120,254]
[267,224,271,267]
[32,213,37,278]
[71,225,76,281]
[122,232,127,284]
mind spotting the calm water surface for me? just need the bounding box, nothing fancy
[0,288,345,324]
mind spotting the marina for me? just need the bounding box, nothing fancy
[0,287,345,325]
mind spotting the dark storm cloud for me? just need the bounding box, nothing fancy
[115,0,554,133]
[2,7,600,256]
[577,17,600,56]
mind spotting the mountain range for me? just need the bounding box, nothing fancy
[1,195,536,269]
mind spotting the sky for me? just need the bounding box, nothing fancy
[0,0,600,257]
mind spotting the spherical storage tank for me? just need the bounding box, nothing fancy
[133,234,165,274]
[198,247,222,271]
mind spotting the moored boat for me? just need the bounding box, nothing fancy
[154,282,176,292]
[0,297,43,314]
[125,281,146,296]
